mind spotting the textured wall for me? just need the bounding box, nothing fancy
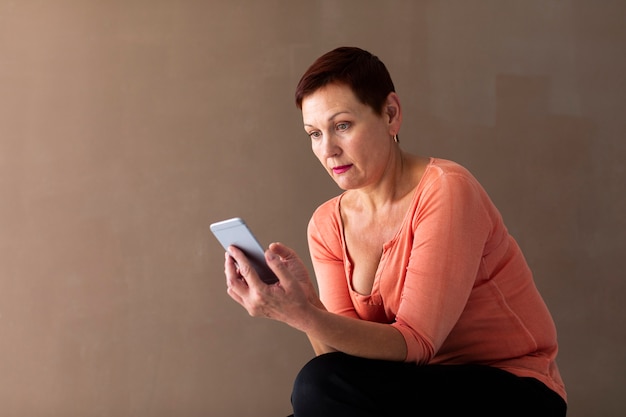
[1,1,624,416]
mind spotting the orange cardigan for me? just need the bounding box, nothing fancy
[307,158,566,401]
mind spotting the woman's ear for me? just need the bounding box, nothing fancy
[385,92,402,130]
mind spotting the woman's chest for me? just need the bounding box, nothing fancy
[344,214,404,295]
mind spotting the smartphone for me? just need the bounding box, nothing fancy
[210,217,279,284]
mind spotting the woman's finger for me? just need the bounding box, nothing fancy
[227,245,266,289]
[268,242,294,260]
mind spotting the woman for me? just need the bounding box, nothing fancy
[224,47,567,416]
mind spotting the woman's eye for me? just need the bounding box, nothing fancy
[336,122,350,131]
[308,131,321,139]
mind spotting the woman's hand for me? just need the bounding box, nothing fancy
[224,242,406,359]
[224,243,323,328]
[266,242,324,307]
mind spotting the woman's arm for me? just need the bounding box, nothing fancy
[224,243,408,361]
[296,306,408,361]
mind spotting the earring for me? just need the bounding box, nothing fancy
[393,134,399,143]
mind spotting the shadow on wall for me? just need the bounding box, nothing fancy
[419,73,599,415]
[422,73,594,254]
[490,74,595,248]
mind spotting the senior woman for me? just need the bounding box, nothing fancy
[223,47,567,417]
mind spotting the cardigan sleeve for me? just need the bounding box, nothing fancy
[392,170,493,363]
[307,198,360,319]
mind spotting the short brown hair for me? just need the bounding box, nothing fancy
[295,47,396,115]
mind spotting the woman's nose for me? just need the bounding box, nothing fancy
[321,134,340,158]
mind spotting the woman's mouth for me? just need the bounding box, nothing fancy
[332,164,352,174]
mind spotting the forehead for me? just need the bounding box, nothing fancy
[301,83,363,123]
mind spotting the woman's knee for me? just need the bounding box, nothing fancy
[291,352,392,417]
[292,353,344,403]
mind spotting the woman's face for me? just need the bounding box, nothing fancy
[301,83,399,191]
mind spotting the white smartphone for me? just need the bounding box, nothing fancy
[210,217,279,284]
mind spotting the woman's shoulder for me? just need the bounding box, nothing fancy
[311,193,342,218]
[426,157,473,176]
[308,194,343,234]
[307,194,345,254]
[419,157,481,189]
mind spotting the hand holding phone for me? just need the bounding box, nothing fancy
[210,217,279,284]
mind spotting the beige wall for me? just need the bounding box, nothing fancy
[1,1,624,416]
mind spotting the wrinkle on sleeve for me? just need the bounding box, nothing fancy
[392,318,436,364]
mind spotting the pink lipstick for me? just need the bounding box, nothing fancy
[332,164,352,174]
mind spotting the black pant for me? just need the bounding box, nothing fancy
[290,352,566,417]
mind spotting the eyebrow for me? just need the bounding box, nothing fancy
[304,111,350,128]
